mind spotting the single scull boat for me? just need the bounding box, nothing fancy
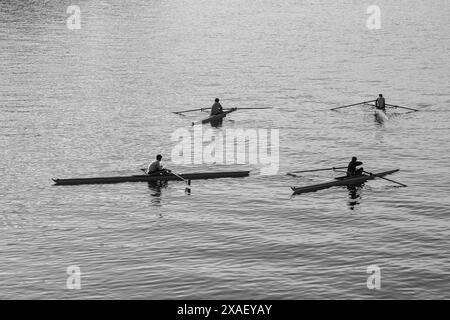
[193,109,236,126]
[53,170,250,185]
[291,169,399,195]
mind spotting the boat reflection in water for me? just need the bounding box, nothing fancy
[147,180,168,192]
[210,118,223,128]
[147,179,191,200]
[347,183,363,210]
[374,109,389,126]
[147,180,168,206]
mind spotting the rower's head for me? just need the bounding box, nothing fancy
[352,156,357,162]
[379,94,383,97]
[215,98,220,102]
[156,154,162,161]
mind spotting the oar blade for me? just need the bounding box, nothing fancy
[286,173,299,177]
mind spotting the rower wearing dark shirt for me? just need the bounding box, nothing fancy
[210,98,224,116]
[347,156,364,176]
[375,94,386,111]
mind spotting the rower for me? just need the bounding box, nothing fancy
[375,94,386,111]
[347,157,364,176]
[210,98,224,116]
[147,154,170,175]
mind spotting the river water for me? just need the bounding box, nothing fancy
[1,0,449,299]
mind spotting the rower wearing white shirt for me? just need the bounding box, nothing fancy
[147,154,169,175]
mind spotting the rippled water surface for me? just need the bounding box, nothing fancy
[1,0,449,299]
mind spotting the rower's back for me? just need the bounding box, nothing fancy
[376,95,386,110]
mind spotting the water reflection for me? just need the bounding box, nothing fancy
[374,111,387,127]
[147,181,168,206]
[210,118,223,128]
[347,183,363,210]
[147,180,191,205]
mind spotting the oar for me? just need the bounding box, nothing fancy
[142,169,191,192]
[175,106,271,115]
[173,107,211,115]
[223,107,273,110]
[330,100,376,111]
[169,170,192,193]
[363,170,407,187]
[191,108,236,126]
[287,166,348,175]
[385,103,419,112]
[141,168,188,182]
[169,170,188,182]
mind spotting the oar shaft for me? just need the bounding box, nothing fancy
[385,103,419,112]
[173,107,210,114]
[223,107,273,110]
[378,176,407,187]
[141,168,186,181]
[330,100,376,111]
[289,166,348,174]
[171,172,188,182]
[176,106,272,115]
[363,170,407,187]
[170,171,192,192]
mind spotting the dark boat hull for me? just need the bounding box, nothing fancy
[291,169,399,195]
[53,171,250,186]
[199,109,235,124]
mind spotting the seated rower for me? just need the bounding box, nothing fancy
[210,98,224,116]
[347,156,364,176]
[375,94,386,111]
[147,154,170,175]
